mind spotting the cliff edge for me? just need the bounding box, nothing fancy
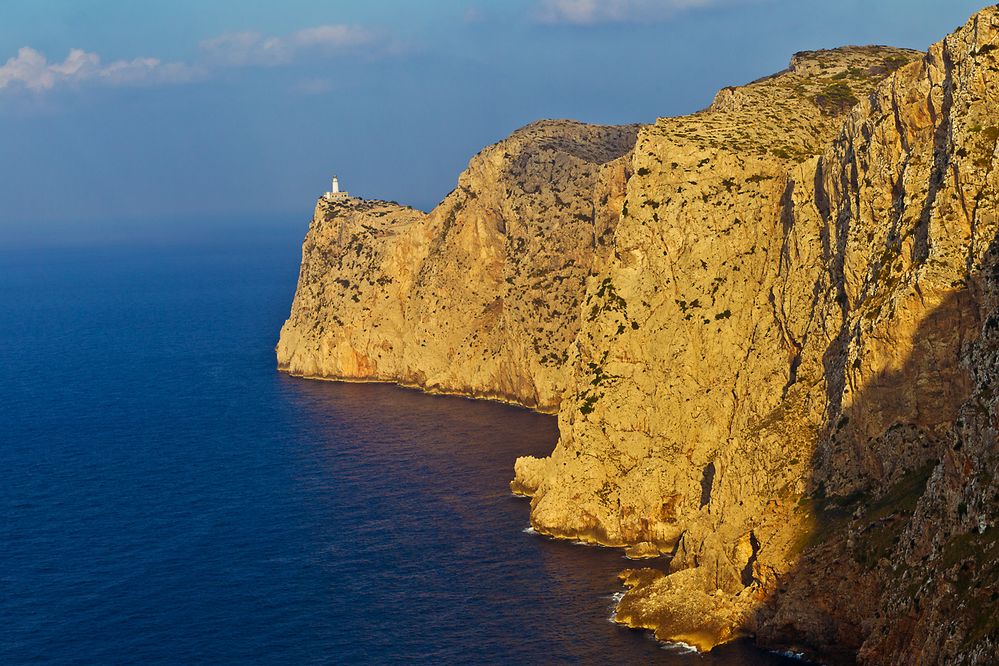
[279,7,998,664]
[278,120,638,411]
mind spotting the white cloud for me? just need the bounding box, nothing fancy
[0,46,200,92]
[199,32,291,66]
[200,24,374,67]
[535,0,718,25]
[291,25,372,48]
[0,23,378,96]
[0,47,58,91]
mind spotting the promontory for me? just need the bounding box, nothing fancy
[278,7,999,664]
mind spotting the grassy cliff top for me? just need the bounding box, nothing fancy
[651,45,923,161]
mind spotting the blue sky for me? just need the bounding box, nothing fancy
[0,0,988,246]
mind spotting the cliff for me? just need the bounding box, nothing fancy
[278,120,638,411]
[279,7,998,664]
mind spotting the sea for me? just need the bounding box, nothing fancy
[0,229,806,664]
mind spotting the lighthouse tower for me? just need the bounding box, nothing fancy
[324,174,349,201]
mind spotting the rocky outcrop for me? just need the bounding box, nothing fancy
[516,44,924,548]
[279,7,998,664]
[516,10,997,663]
[278,120,638,411]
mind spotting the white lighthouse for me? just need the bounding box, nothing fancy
[324,174,349,201]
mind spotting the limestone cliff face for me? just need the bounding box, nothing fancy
[278,120,638,411]
[517,44,924,548]
[516,10,997,664]
[280,8,998,664]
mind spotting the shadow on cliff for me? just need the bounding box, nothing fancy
[751,230,998,664]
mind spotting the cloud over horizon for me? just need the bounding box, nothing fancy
[0,23,375,95]
[0,47,200,92]
[535,0,719,25]
[200,24,374,67]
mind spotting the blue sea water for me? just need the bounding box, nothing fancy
[0,232,804,664]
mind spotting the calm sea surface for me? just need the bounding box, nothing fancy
[0,234,802,664]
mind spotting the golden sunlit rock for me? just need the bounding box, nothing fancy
[279,7,999,663]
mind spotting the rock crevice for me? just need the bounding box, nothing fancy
[279,10,998,664]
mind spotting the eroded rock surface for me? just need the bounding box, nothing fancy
[279,8,998,664]
[278,120,638,411]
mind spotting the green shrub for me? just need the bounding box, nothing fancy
[814,81,859,113]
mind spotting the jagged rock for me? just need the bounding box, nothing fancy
[510,455,548,496]
[279,7,999,664]
[615,567,760,651]
[624,541,662,560]
[277,120,639,412]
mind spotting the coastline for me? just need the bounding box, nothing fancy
[277,368,560,416]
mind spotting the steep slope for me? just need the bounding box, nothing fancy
[279,7,999,664]
[278,120,638,411]
[513,8,997,664]
[513,44,922,546]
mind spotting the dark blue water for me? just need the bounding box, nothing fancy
[0,234,801,664]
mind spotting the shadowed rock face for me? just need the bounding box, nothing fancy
[553,10,997,664]
[279,7,998,664]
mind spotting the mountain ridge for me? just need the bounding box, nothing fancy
[278,8,998,664]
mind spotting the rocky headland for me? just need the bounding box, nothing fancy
[279,7,998,664]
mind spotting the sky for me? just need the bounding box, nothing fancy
[0,0,989,247]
